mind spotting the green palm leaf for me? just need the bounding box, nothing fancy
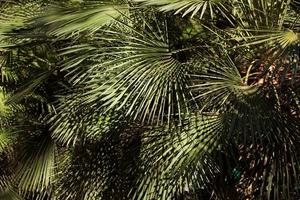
[38,1,128,37]
[190,53,256,112]
[0,129,13,153]
[49,92,126,145]
[0,1,45,46]
[133,114,225,200]
[234,0,291,28]
[61,18,193,125]
[232,29,299,48]
[229,0,300,55]
[134,0,231,19]
[16,134,55,195]
[0,188,23,200]
[53,137,131,200]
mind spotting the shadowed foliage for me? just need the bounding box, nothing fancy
[0,0,299,199]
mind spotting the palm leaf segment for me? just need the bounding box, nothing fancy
[133,114,225,200]
[227,0,300,89]
[61,19,192,125]
[0,130,13,154]
[231,0,300,56]
[0,92,12,153]
[16,134,55,196]
[134,0,231,18]
[0,1,45,46]
[214,0,300,49]
[0,188,23,200]
[41,1,128,37]
[190,53,247,111]
[49,92,126,146]
[53,137,133,200]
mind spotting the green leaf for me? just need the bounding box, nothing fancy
[0,1,45,46]
[16,134,55,194]
[0,188,23,200]
[0,91,9,117]
[62,18,193,125]
[133,114,225,200]
[0,129,13,153]
[134,0,231,19]
[39,2,128,37]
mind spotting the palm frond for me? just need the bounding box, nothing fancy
[232,29,299,48]
[234,0,291,29]
[229,29,299,87]
[229,0,300,59]
[133,114,225,200]
[16,134,55,195]
[0,188,23,200]
[0,129,13,153]
[190,52,253,112]
[237,139,300,200]
[134,0,232,19]
[38,1,128,38]
[0,1,45,46]
[49,92,126,145]
[62,18,193,125]
[53,135,134,200]
[0,53,19,84]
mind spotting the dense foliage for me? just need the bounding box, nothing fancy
[0,0,300,199]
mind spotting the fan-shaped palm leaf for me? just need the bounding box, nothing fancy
[190,53,256,111]
[233,29,299,48]
[53,136,133,200]
[133,114,225,200]
[61,18,193,125]
[49,92,126,145]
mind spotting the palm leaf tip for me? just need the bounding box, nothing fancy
[17,135,55,194]
[41,3,128,37]
[133,0,228,18]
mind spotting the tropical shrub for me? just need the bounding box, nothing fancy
[0,0,299,199]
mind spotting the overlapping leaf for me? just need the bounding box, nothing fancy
[39,1,129,37]
[134,0,232,19]
[132,114,225,200]
[16,134,55,195]
[0,188,23,200]
[61,19,193,125]
[49,91,126,145]
[0,1,46,46]
[190,53,257,111]
[53,137,134,200]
